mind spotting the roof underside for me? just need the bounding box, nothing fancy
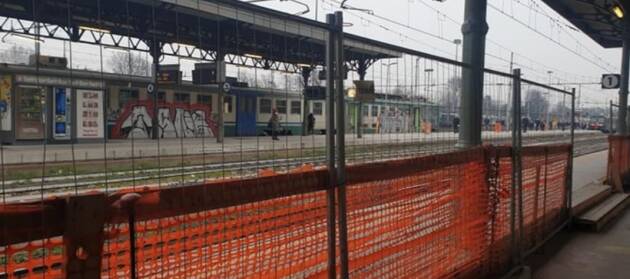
[0,0,400,66]
[542,0,630,48]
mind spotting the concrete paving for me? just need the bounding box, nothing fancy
[533,208,630,279]
[531,150,630,279]
[572,150,608,190]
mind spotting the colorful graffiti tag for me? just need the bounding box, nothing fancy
[111,100,218,139]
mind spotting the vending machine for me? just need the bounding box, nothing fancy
[53,87,71,140]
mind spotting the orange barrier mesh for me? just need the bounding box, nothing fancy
[520,147,569,251]
[0,237,65,278]
[607,135,630,192]
[102,191,331,278]
[344,148,489,278]
[0,145,572,279]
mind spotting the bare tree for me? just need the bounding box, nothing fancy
[0,45,32,64]
[107,51,150,76]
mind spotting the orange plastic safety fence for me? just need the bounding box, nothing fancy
[0,145,572,279]
[607,135,630,191]
[101,191,331,278]
[0,237,65,278]
[344,148,489,279]
[519,149,569,251]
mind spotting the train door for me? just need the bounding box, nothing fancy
[236,95,257,136]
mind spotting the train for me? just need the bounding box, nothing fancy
[0,62,443,144]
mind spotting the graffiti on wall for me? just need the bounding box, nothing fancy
[111,100,218,139]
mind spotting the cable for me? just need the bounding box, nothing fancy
[487,1,615,72]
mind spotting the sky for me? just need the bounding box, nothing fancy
[254,0,622,107]
[0,0,623,108]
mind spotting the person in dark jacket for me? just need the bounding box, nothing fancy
[521,117,529,133]
[269,108,280,140]
[453,117,460,133]
[307,113,315,135]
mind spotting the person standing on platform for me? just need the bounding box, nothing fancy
[453,116,460,133]
[269,108,280,140]
[522,117,529,133]
[307,112,315,135]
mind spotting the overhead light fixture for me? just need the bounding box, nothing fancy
[79,25,111,34]
[245,53,263,59]
[612,4,624,19]
[347,86,357,98]
[297,63,311,68]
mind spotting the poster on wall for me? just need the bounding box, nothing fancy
[0,76,11,131]
[53,87,71,140]
[76,89,103,139]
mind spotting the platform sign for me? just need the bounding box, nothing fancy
[157,70,181,85]
[305,86,326,100]
[147,83,156,94]
[354,80,376,102]
[222,82,231,93]
[602,74,621,89]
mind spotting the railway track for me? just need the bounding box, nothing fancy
[2,132,608,200]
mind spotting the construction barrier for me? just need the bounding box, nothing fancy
[0,145,572,278]
[607,135,630,192]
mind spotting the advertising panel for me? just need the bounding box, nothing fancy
[53,87,71,140]
[76,89,103,139]
[0,75,12,131]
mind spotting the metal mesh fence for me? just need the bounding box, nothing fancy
[0,0,595,278]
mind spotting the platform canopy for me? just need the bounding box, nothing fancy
[542,0,630,48]
[0,0,401,71]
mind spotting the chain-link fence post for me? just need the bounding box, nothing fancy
[510,68,523,266]
[334,11,350,279]
[324,13,337,279]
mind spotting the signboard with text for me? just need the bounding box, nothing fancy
[76,89,104,139]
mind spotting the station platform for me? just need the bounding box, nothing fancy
[532,149,630,279]
[0,130,598,164]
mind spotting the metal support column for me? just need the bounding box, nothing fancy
[149,42,161,140]
[510,68,523,266]
[334,11,350,279]
[618,17,630,135]
[356,61,367,139]
[217,53,225,143]
[568,88,576,222]
[302,67,312,136]
[610,100,615,132]
[324,13,337,279]
[458,0,489,147]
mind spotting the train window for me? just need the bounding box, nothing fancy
[362,105,369,117]
[260,98,272,114]
[157,91,166,101]
[174,93,190,104]
[276,100,287,114]
[371,105,378,117]
[197,94,212,108]
[118,89,138,108]
[291,101,301,115]
[224,96,233,113]
[313,102,323,115]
